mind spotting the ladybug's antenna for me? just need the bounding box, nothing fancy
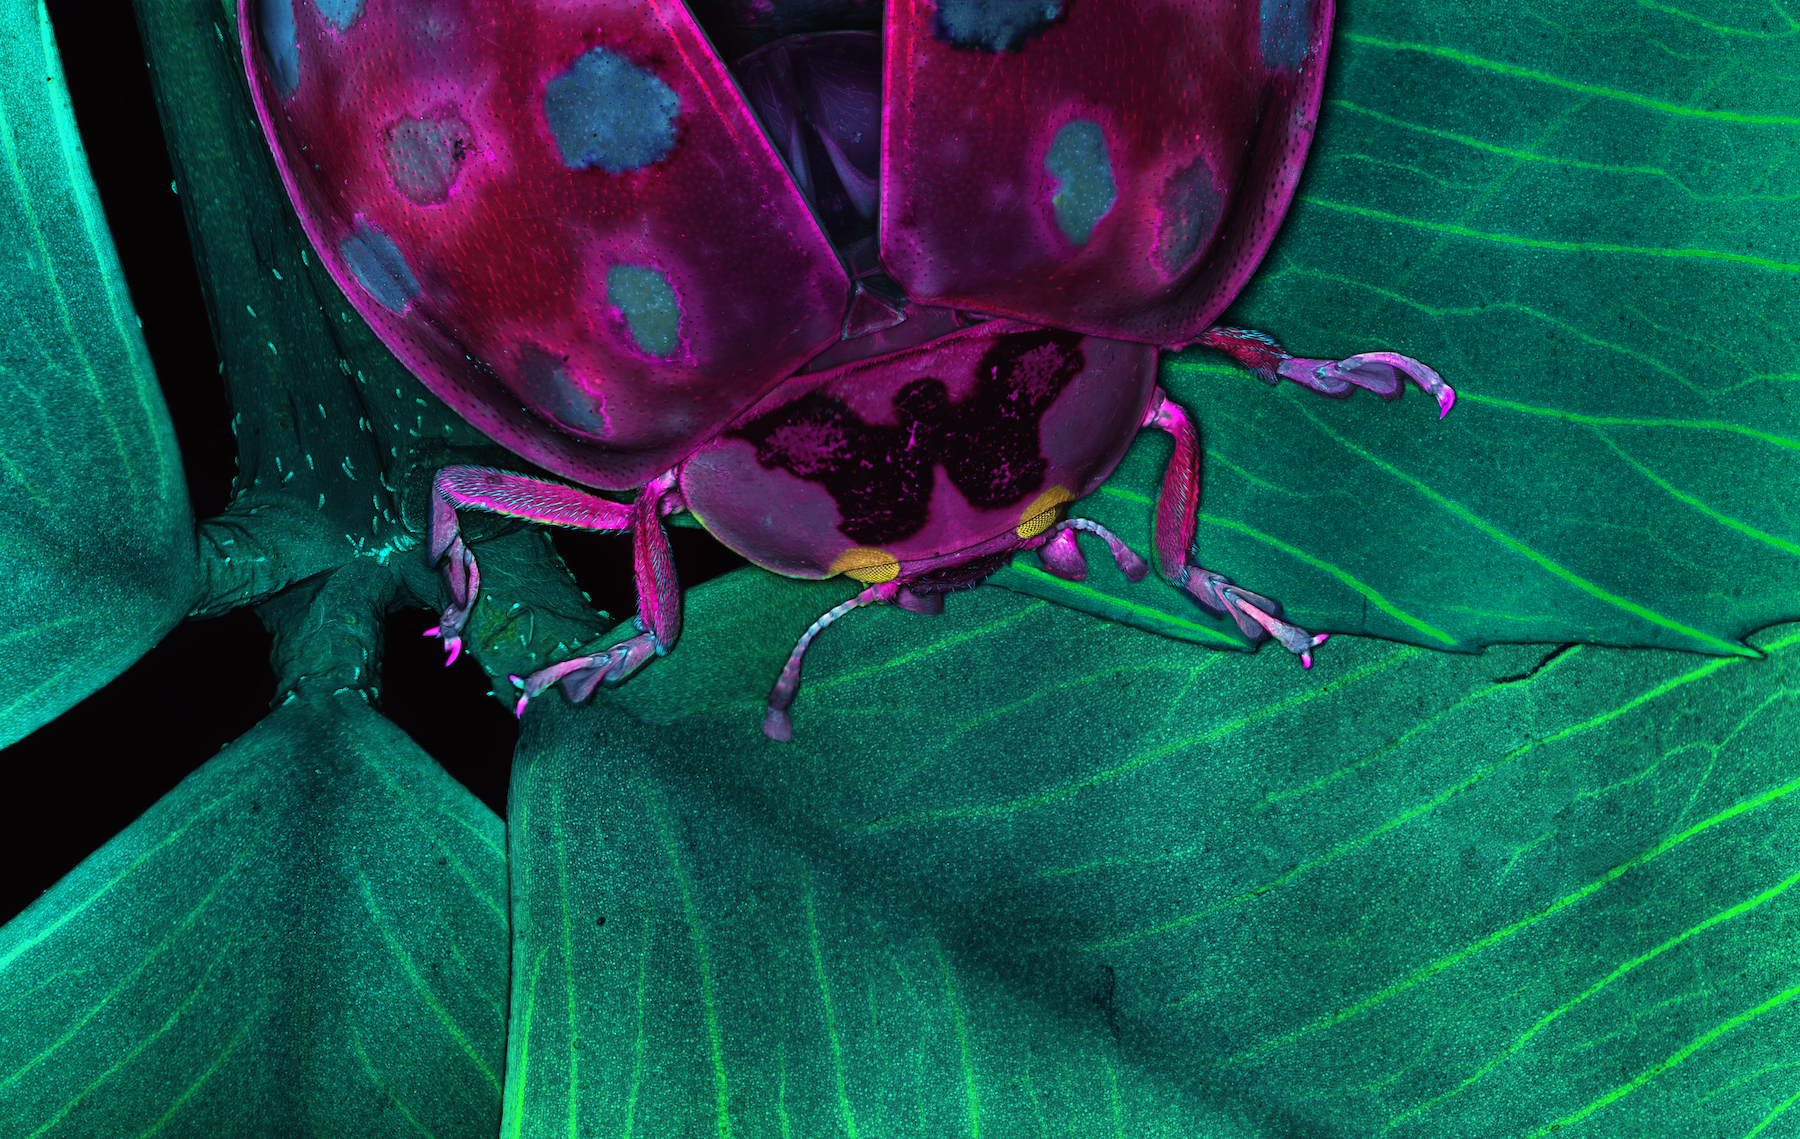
[763,580,900,741]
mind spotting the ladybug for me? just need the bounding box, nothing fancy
[242,0,1452,740]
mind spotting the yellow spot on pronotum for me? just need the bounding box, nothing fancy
[830,547,900,582]
[1015,485,1075,538]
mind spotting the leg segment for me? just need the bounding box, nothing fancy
[763,581,900,742]
[424,465,684,715]
[426,466,634,665]
[1200,327,1455,419]
[1036,518,1150,583]
[508,470,685,716]
[1140,389,1330,667]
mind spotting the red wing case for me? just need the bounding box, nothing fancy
[242,0,849,490]
[880,0,1334,347]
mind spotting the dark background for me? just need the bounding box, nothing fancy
[3,6,748,924]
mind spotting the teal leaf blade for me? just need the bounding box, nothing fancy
[0,694,508,1138]
[0,0,199,747]
[1001,0,1798,657]
[506,565,1799,1137]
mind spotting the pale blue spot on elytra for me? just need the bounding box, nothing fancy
[340,221,421,313]
[1260,0,1311,72]
[543,49,680,173]
[1045,120,1116,246]
[256,0,300,96]
[512,345,609,436]
[608,265,680,358]
[386,116,473,204]
[1156,157,1224,276]
[935,0,1063,52]
[311,0,364,31]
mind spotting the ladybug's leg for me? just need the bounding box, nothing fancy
[1199,327,1456,419]
[507,470,683,716]
[1035,518,1150,583]
[426,466,633,665]
[762,581,901,742]
[1141,390,1331,667]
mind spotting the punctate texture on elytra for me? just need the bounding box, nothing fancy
[883,0,1330,345]
[242,0,850,491]
[244,0,1333,494]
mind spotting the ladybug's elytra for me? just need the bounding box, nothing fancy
[242,0,1452,739]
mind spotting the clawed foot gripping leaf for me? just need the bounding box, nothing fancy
[2,0,1796,1136]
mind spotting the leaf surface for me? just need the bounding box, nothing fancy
[503,566,1800,1137]
[0,694,508,1138]
[0,0,199,747]
[996,0,1800,657]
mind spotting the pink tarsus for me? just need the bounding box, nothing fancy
[424,465,685,715]
[1199,327,1455,419]
[762,580,901,742]
[1138,385,1330,668]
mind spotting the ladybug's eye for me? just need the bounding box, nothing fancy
[733,32,881,253]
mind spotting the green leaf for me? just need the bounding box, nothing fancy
[502,566,1800,1137]
[998,0,1798,657]
[0,694,508,1138]
[0,0,199,747]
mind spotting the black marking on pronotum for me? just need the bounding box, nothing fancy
[730,328,1086,544]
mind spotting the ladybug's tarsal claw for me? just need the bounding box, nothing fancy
[594,632,662,689]
[1277,352,1456,419]
[1177,567,1330,667]
[506,631,663,718]
[425,533,479,668]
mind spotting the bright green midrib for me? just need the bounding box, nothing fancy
[1237,637,1800,1059]
[1000,563,1241,644]
[1091,481,1458,645]
[1465,393,1800,452]
[1342,33,1800,124]
[929,937,981,1139]
[358,870,501,1093]
[1327,99,1800,200]
[1198,512,1457,644]
[1293,401,1755,656]
[554,790,579,1139]
[804,873,859,1139]
[1303,195,1800,273]
[0,15,141,498]
[651,797,733,1139]
[509,950,549,1139]
[1593,432,1800,557]
[1392,867,1800,1127]
[26,943,232,1139]
[1527,982,1800,1139]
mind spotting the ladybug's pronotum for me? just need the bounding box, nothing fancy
[242,0,1452,740]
